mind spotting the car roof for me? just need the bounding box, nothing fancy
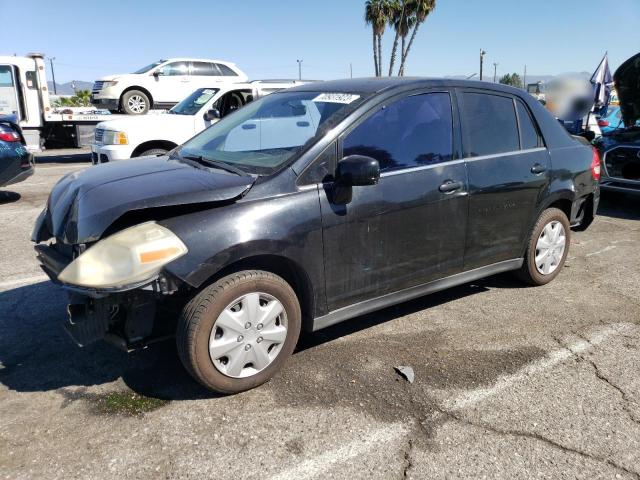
[288,77,528,96]
[162,58,238,65]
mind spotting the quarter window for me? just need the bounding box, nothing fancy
[516,100,540,149]
[343,92,453,172]
[216,64,238,76]
[461,93,519,157]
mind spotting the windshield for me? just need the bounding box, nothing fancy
[170,88,219,115]
[132,60,166,74]
[177,91,366,175]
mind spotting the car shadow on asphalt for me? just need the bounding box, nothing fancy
[0,273,524,402]
[597,191,640,220]
[0,190,21,205]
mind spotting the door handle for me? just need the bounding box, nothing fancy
[439,180,464,193]
[242,124,256,130]
[531,163,546,174]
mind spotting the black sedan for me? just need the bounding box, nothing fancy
[33,78,600,394]
[0,115,34,188]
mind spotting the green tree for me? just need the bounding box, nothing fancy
[499,73,523,89]
[52,89,92,108]
[398,0,436,76]
[365,0,389,76]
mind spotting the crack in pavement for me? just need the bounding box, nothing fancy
[401,437,413,479]
[436,407,640,479]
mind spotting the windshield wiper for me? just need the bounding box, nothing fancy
[180,154,248,177]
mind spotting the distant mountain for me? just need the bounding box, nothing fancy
[47,80,93,95]
[444,71,591,85]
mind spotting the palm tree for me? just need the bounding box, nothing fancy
[365,0,388,76]
[398,0,435,76]
[387,0,407,76]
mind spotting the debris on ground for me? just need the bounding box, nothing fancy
[394,365,415,384]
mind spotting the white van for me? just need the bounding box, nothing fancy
[91,80,310,163]
[90,58,248,115]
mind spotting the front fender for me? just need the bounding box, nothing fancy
[160,186,325,306]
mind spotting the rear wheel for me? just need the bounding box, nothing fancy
[177,270,301,394]
[516,207,570,286]
[121,90,150,115]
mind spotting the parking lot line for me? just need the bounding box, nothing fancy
[444,323,631,411]
[269,323,632,479]
[0,274,49,290]
[270,423,408,480]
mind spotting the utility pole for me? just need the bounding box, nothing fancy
[523,64,527,89]
[350,62,353,78]
[479,49,486,81]
[493,62,498,83]
[49,57,57,95]
[296,59,303,81]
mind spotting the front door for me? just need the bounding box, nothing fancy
[320,91,469,311]
[154,61,192,103]
[458,90,551,269]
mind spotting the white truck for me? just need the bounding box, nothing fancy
[90,58,248,115]
[0,53,132,152]
[90,80,309,163]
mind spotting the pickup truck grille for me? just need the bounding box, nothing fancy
[94,128,104,143]
[92,81,105,94]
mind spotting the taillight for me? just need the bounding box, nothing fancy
[591,147,601,181]
[0,129,20,142]
[597,119,609,127]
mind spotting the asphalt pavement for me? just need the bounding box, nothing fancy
[1,152,639,479]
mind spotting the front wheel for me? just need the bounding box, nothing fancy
[516,207,571,286]
[121,90,150,115]
[177,271,301,394]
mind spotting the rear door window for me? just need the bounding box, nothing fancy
[460,92,519,157]
[342,92,454,172]
[516,100,540,149]
[191,62,221,76]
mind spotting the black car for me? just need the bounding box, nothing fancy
[0,115,34,188]
[594,52,640,194]
[33,78,600,393]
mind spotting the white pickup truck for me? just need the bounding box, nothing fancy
[90,80,309,163]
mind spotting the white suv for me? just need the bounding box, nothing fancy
[91,81,309,163]
[90,58,248,115]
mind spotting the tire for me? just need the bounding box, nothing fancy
[177,270,301,394]
[137,148,168,157]
[121,90,150,115]
[516,207,571,286]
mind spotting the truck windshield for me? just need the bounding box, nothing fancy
[169,88,219,115]
[177,91,367,175]
[132,61,165,74]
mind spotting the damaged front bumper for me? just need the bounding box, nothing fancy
[34,241,181,350]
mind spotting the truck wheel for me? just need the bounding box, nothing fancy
[177,270,301,394]
[516,208,571,286]
[137,148,168,157]
[121,90,150,115]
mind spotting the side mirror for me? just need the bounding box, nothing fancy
[152,71,161,77]
[203,108,221,121]
[336,155,380,186]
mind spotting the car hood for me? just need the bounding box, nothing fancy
[38,156,254,244]
[614,52,640,127]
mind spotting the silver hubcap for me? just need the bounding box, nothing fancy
[127,95,146,113]
[535,220,566,275]
[209,292,287,379]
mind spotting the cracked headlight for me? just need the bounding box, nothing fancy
[102,130,128,145]
[58,222,187,289]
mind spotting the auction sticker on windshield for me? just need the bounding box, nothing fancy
[313,93,360,104]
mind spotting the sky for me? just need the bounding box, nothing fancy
[2,0,639,84]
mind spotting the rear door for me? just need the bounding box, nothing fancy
[320,90,468,310]
[458,90,550,269]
